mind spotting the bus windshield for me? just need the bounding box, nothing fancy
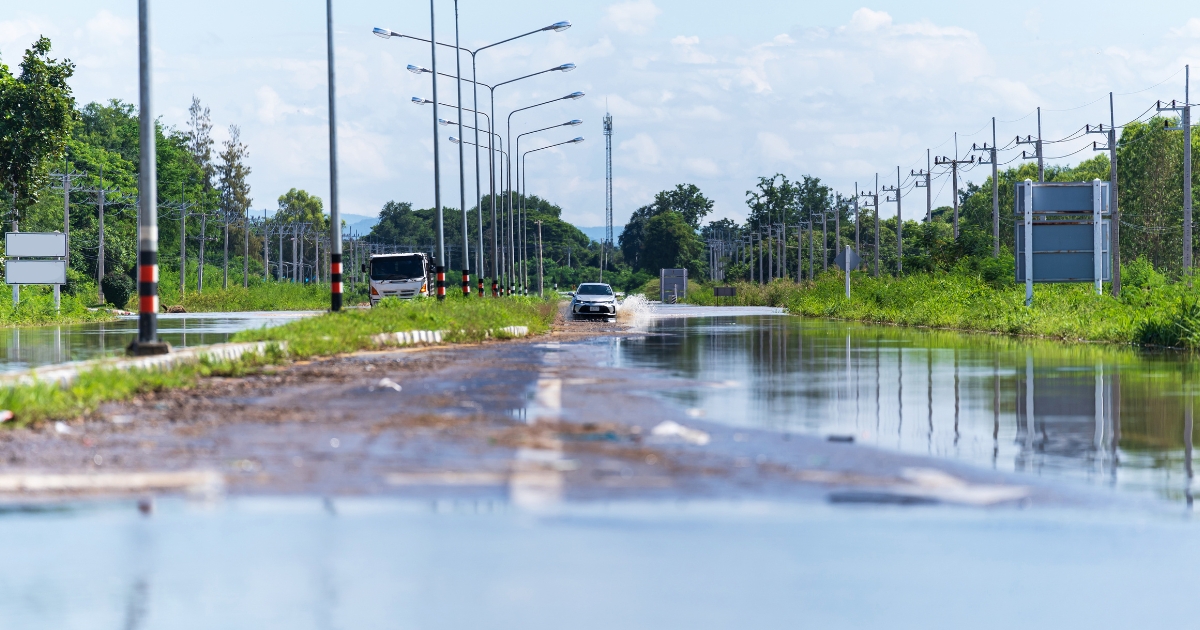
[371,257,426,281]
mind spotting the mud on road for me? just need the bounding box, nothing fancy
[0,310,1072,508]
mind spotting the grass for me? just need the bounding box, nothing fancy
[155,266,369,312]
[0,295,556,426]
[680,263,1200,347]
[233,293,557,358]
[0,285,116,327]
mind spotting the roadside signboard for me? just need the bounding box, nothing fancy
[6,260,67,285]
[1014,179,1110,305]
[4,231,68,309]
[5,232,67,258]
[660,268,687,303]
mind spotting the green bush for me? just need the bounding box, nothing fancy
[101,271,134,308]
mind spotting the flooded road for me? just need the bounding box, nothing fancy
[0,311,317,372]
[3,306,1199,627]
[3,497,1199,629]
[618,309,1197,502]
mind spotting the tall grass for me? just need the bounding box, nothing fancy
[0,286,115,327]
[156,266,368,312]
[684,266,1200,346]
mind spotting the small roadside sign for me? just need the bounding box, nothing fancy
[832,247,860,299]
[833,247,861,272]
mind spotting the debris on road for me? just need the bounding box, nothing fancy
[650,420,711,445]
[370,378,403,392]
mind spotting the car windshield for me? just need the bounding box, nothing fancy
[577,284,613,296]
[371,257,425,281]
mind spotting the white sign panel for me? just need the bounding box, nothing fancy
[6,232,67,258]
[6,260,67,285]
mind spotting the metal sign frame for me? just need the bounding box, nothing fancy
[660,268,687,304]
[1014,179,1110,305]
[4,231,68,309]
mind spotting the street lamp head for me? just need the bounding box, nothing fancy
[565,119,583,126]
[544,21,572,32]
[570,137,584,143]
[438,118,456,126]
[412,97,431,105]
[563,91,585,100]
[556,63,577,72]
[407,64,431,74]
[449,136,461,144]
[372,27,394,39]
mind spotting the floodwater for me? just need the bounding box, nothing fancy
[3,497,1199,629]
[0,311,317,372]
[617,308,1199,503]
[6,306,1200,627]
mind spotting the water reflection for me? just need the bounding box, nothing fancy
[616,315,1200,500]
[0,312,315,372]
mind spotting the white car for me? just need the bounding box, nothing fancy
[570,283,618,318]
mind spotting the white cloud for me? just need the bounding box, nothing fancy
[757,132,796,162]
[671,35,716,64]
[1023,9,1042,34]
[684,157,720,177]
[605,0,662,36]
[1169,18,1200,38]
[620,133,660,166]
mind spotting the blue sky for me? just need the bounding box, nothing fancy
[3,1,1199,229]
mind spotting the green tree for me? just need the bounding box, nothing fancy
[619,183,714,271]
[0,36,75,223]
[653,183,713,229]
[276,188,326,232]
[642,210,704,274]
[218,125,252,219]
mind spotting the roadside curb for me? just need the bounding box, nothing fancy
[0,340,285,387]
[371,326,529,347]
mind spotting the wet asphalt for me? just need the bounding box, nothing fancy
[0,308,1128,510]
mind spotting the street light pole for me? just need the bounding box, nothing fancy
[427,0,445,300]
[325,0,343,311]
[130,0,167,355]
[376,22,572,297]
[452,0,469,296]
[505,89,582,293]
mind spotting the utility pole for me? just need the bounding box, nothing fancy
[882,166,902,275]
[72,170,119,304]
[49,165,84,269]
[935,136,974,238]
[858,180,879,277]
[911,153,930,223]
[1017,107,1046,181]
[874,174,880,277]
[854,182,861,258]
[972,119,999,256]
[1159,65,1192,274]
[1084,93,1120,296]
[834,192,842,256]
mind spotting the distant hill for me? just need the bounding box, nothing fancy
[342,213,380,235]
[576,226,608,244]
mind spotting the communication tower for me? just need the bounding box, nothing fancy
[603,112,613,279]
